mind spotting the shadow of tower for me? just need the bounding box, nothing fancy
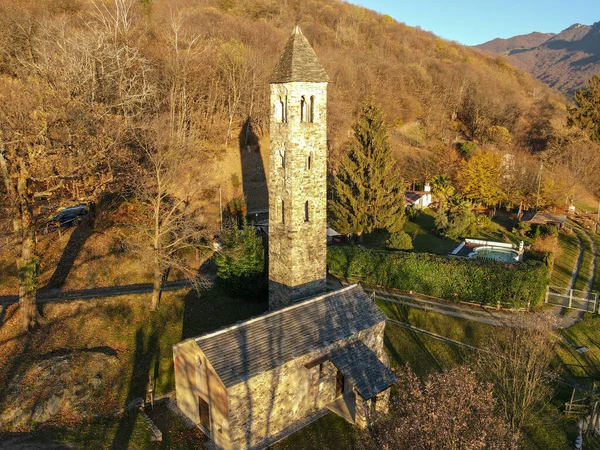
[238,117,268,218]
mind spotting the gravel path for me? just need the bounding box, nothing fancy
[369,288,580,329]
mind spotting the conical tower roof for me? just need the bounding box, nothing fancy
[270,26,329,84]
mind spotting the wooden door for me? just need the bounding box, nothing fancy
[198,396,210,433]
[336,370,345,397]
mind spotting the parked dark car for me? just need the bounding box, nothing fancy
[45,204,88,233]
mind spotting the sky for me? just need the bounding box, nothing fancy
[347,0,600,46]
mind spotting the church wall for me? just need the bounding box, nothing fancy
[173,340,231,449]
[226,320,386,450]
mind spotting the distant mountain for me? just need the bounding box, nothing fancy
[477,32,555,55]
[475,23,600,97]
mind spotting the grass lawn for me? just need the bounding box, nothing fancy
[555,313,600,382]
[588,232,600,293]
[574,228,594,291]
[0,286,268,429]
[15,404,209,449]
[403,209,459,254]
[551,232,580,288]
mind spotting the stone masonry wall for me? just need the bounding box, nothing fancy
[227,320,387,450]
[268,81,328,310]
[173,340,231,449]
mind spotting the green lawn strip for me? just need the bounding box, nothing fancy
[377,300,494,348]
[520,401,578,450]
[574,228,593,292]
[403,209,459,254]
[551,232,580,288]
[555,314,600,382]
[271,413,358,450]
[589,233,600,293]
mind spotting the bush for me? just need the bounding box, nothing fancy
[215,221,266,298]
[386,231,413,250]
[457,141,477,160]
[444,211,477,240]
[515,222,531,237]
[328,246,548,309]
[405,207,421,222]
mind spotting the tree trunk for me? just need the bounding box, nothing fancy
[150,259,162,311]
[16,164,40,331]
[18,229,39,330]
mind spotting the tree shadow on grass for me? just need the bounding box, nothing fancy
[181,261,268,341]
[42,214,96,291]
[110,325,159,450]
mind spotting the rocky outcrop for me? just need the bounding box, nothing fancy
[0,349,118,429]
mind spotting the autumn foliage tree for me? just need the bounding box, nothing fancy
[457,149,505,208]
[329,100,405,237]
[359,365,518,450]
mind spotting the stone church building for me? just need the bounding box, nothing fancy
[173,27,395,450]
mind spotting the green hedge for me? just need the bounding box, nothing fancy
[328,247,549,309]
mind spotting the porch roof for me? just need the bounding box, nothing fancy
[330,341,396,400]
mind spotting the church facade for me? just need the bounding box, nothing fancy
[172,27,394,450]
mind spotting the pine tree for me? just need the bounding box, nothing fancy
[568,75,600,143]
[329,100,405,237]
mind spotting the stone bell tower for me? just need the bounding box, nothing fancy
[268,26,329,310]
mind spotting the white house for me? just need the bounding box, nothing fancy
[405,184,432,209]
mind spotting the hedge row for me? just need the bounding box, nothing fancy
[328,246,549,309]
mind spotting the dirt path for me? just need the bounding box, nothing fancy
[578,227,598,294]
[0,277,214,307]
[364,287,581,329]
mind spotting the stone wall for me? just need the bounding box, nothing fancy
[227,320,387,450]
[268,81,328,310]
[173,340,231,450]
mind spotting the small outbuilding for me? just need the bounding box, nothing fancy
[520,210,566,228]
[173,285,394,450]
[405,184,432,209]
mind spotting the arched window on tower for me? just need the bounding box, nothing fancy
[309,96,315,123]
[279,148,286,168]
[281,200,285,224]
[300,96,307,123]
[278,96,287,123]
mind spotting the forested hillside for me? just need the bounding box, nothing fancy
[476,22,600,98]
[2,0,600,328]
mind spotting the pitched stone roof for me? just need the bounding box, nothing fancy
[330,341,396,400]
[270,26,329,84]
[195,285,385,388]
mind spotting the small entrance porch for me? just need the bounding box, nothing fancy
[326,391,356,424]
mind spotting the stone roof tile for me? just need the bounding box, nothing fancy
[330,341,396,399]
[195,285,384,388]
[270,26,329,84]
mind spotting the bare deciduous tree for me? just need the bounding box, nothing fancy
[473,315,558,433]
[0,76,125,330]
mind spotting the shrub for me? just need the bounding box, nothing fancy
[215,221,266,298]
[515,222,531,237]
[405,207,421,222]
[457,141,477,160]
[386,231,413,250]
[328,246,548,309]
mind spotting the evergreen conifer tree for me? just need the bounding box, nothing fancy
[568,75,600,143]
[329,100,405,237]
